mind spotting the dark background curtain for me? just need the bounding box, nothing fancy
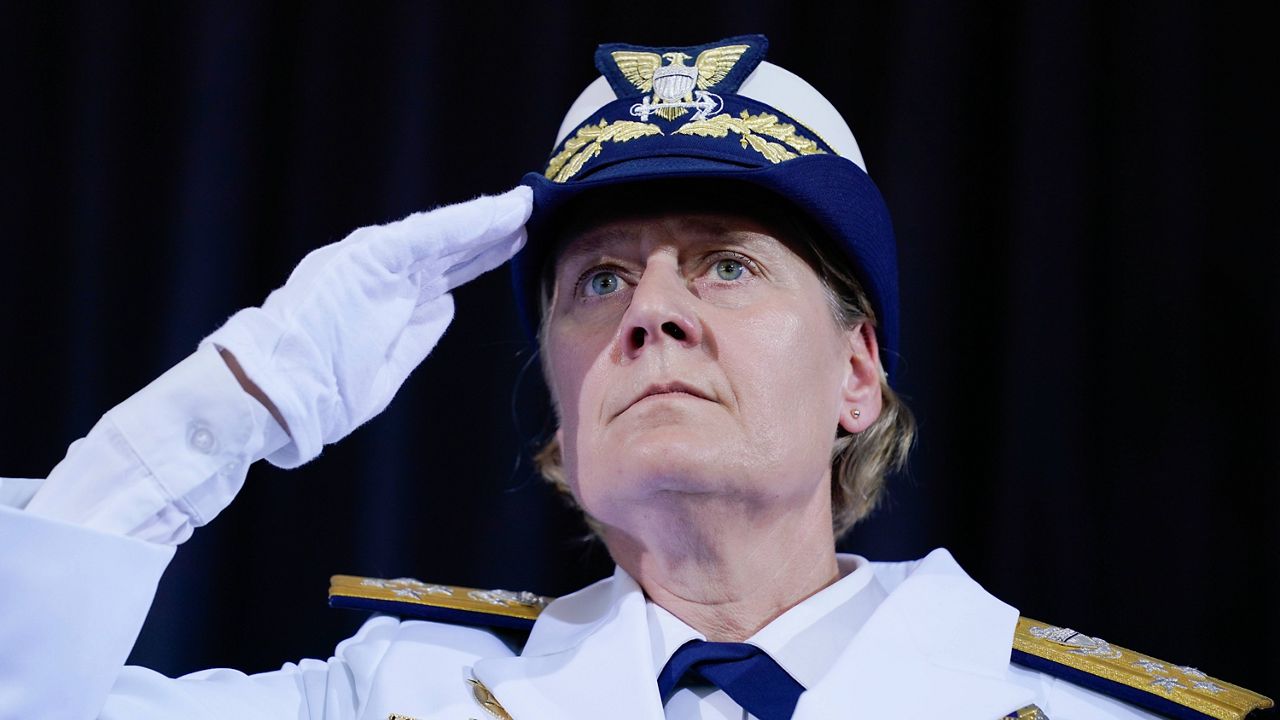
[2,1,1276,696]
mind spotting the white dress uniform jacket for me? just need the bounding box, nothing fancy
[0,347,1199,719]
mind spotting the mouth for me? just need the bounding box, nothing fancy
[617,381,715,418]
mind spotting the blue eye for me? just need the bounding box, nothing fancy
[586,270,622,296]
[714,259,746,281]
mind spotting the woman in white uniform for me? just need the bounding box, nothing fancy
[0,35,1270,720]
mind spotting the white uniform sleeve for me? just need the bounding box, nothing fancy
[0,502,398,720]
[98,616,403,720]
[21,342,290,544]
[0,344,394,719]
[0,505,174,719]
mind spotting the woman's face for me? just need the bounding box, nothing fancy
[543,208,881,535]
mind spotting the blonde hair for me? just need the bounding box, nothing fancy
[531,185,916,539]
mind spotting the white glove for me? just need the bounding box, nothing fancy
[202,186,532,468]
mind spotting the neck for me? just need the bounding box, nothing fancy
[602,485,840,642]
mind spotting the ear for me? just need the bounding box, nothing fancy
[837,323,884,434]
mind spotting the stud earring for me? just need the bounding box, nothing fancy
[852,409,861,419]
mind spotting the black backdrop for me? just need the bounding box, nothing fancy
[2,1,1276,697]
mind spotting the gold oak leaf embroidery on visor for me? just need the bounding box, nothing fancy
[545,120,663,182]
[674,110,826,164]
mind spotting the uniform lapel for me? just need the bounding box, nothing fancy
[794,549,1036,720]
[471,568,666,720]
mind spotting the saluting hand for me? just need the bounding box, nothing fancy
[204,186,532,468]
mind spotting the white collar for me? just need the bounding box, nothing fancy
[474,548,1035,720]
[645,553,887,690]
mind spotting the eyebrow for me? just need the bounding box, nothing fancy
[556,227,636,267]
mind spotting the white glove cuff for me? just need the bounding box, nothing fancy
[201,308,324,469]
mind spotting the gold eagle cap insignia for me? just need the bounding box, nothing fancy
[610,44,751,93]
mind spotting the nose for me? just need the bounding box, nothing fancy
[619,261,702,358]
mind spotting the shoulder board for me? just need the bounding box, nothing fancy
[329,575,555,632]
[1011,616,1273,720]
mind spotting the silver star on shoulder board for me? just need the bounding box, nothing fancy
[1150,677,1188,694]
[391,578,428,587]
[1176,665,1207,679]
[1133,659,1168,675]
[1194,680,1226,694]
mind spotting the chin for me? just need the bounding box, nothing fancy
[571,431,772,517]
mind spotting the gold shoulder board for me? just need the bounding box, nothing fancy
[329,575,555,632]
[1012,616,1273,720]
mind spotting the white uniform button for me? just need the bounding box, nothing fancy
[188,424,218,455]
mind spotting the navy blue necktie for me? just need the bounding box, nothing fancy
[657,639,805,720]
